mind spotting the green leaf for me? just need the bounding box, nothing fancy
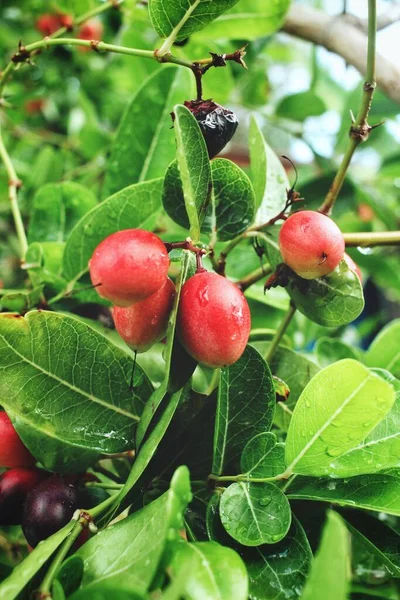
[365,319,400,378]
[287,471,400,516]
[300,511,350,600]
[77,467,191,594]
[163,158,255,241]
[28,182,97,243]
[103,67,194,198]
[220,482,291,546]
[212,345,275,476]
[287,260,365,327]
[249,115,289,219]
[149,0,240,41]
[0,521,76,600]
[63,178,163,282]
[0,285,44,313]
[276,91,327,122]
[326,372,400,477]
[270,347,320,431]
[70,585,145,600]
[173,104,211,241]
[342,511,400,578]
[194,0,291,40]
[315,336,363,368]
[245,517,312,600]
[0,311,152,471]
[169,541,248,600]
[241,432,285,478]
[285,360,395,477]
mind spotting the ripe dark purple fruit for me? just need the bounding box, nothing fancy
[22,476,79,547]
[89,229,170,307]
[177,271,251,368]
[184,100,238,159]
[0,412,35,468]
[113,277,176,352]
[0,468,48,526]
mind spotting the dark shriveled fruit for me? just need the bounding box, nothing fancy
[22,476,79,547]
[184,100,238,159]
[177,271,251,368]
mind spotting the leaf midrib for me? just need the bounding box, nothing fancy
[0,333,139,421]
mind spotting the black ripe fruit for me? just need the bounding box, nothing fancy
[22,476,79,547]
[185,100,238,158]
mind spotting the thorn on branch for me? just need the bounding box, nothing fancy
[350,123,372,143]
[11,41,31,64]
[90,40,101,52]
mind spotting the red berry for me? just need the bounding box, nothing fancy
[279,210,345,280]
[0,412,35,468]
[78,19,103,52]
[89,229,170,307]
[344,252,362,282]
[113,278,176,352]
[0,468,48,526]
[177,271,251,368]
[22,477,79,548]
[35,14,62,36]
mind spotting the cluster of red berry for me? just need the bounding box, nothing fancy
[89,229,251,368]
[36,14,103,51]
[0,413,80,548]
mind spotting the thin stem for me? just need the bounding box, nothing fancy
[236,265,272,292]
[0,125,28,258]
[264,302,296,364]
[86,482,123,490]
[215,231,261,274]
[24,37,157,59]
[208,472,289,484]
[37,521,82,596]
[319,0,377,215]
[344,230,400,246]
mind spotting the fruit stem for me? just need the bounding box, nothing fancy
[344,230,400,246]
[0,124,28,258]
[264,302,296,364]
[319,0,377,216]
[236,265,272,292]
[156,0,201,57]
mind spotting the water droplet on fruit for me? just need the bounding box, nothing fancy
[197,286,209,306]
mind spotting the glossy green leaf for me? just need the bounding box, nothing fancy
[287,471,400,515]
[249,115,289,220]
[63,178,163,282]
[149,0,240,41]
[57,555,84,597]
[315,336,363,368]
[365,319,400,377]
[276,91,327,122]
[0,311,152,471]
[0,521,76,600]
[173,104,211,241]
[220,482,291,546]
[212,345,275,475]
[300,511,350,600]
[287,260,365,327]
[163,158,255,241]
[270,347,320,431]
[342,511,400,578]
[169,541,248,600]
[240,432,285,478]
[195,0,290,40]
[103,67,193,197]
[77,467,191,594]
[326,372,400,477]
[28,182,97,243]
[285,360,395,476]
